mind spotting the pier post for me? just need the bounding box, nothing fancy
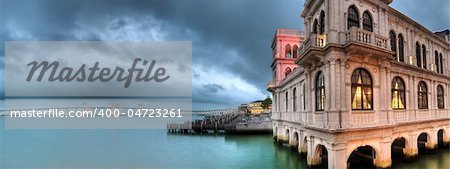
[404,136,418,161]
[426,131,438,153]
[374,141,392,169]
[327,147,346,169]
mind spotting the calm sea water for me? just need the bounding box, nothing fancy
[0,117,448,169]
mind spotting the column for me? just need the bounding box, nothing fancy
[327,143,347,169]
[426,129,438,153]
[404,133,418,161]
[374,140,392,169]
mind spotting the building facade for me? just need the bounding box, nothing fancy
[268,0,450,168]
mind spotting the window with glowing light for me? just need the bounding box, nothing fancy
[315,71,325,111]
[418,81,428,109]
[351,68,373,110]
[392,77,405,110]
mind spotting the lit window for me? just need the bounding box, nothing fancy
[392,77,405,109]
[351,68,373,110]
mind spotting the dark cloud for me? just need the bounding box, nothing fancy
[202,84,225,93]
[0,0,448,109]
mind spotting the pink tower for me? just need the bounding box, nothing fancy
[269,29,304,89]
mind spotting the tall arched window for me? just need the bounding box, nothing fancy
[316,71,325,111]
[439,53,444,74]
[418,81,428,109]
[312,19,318,34]
[398,34,404,62]
[293,88,297,111]
[362,11,373,32]
[285,91,289,112]
[416,42,422,68]
[390,31,397,59]
[303,83,306,110]
[285,67,292,77]
[435,51,440,73]
[392,77,405,109]
[285,44,292,58]
[351,68,373,110]
[347,6,359,30]
[422,45,427,69]
[437,85,445,109]
[319,11,325,34]
[293,45,298,58]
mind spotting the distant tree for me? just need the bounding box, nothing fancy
[262,96,272,109]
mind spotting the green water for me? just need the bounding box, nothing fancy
[0,117,448,169]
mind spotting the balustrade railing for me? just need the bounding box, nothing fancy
[346,27,388,49]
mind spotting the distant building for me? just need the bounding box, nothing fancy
[238,104,249,112]
[249,100,265,114]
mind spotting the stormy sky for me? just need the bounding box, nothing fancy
[0,0,449,110]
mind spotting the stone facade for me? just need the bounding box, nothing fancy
[268,0,450,168]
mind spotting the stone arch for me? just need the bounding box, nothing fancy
[310,144,328,168]
[437,128,447,148]
[347,145,379,169]
[417,132,432,154]
[293,131,299,146]
[391,137,407,162]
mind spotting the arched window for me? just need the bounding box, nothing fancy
[285,44,292,58]
[389,31,397,59]
[303,83,306,110]
[319,11,325,34]
[347,5,359,30]
[293,88,297,111]
[422,45,427,69]
[285,91,289,112]
[437,85,445,109]
[435,51,440,73]
[418,81,428,109]
[312,19,318,34]
[293,45,298,58]
[362,11,373,32]
[439,53,444,74]
[285,67,292,77]
[351,68,373,110]
[315,71,325,111]
[398,34,404,62]
[392,77,405,109]
[416,42,422,68]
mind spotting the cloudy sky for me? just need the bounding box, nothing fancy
[0,0,449,110]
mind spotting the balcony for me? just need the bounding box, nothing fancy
[297,34,327,66]
[345,27,389,50]
[267,80,277,92]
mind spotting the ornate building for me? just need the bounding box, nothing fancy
[268,0,450,168]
